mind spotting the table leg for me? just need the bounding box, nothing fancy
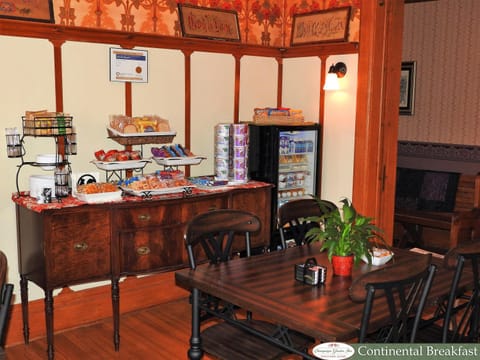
[44,290,54,360]
[188,288,203,360]
[19,275,29,344]
[112,277,120,351]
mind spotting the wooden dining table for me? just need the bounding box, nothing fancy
[174,243,470,360]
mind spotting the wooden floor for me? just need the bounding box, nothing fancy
[4,297,218,360]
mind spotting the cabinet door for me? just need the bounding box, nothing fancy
[45,208,111,288]
[116,196,228,274]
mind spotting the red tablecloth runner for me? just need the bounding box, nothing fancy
[12,180,271,213]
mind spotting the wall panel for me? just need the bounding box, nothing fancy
[282,57,321,122]
[62,42,125,175]
[0,36,56,302]
[401,0,480,145]
[239,56,278,122]
[190,52,235,176]
[132,48,186,153]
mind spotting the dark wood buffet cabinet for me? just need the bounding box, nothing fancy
[14,181,272,359]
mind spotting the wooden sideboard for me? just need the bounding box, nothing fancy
[14,182,272,359]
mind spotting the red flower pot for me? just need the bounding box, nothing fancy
[331,255,354,277]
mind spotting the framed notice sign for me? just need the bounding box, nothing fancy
[178,4,240,42]
[291,7,351,46]
[109,48,148,83]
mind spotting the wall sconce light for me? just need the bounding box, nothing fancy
[323,62,347,91]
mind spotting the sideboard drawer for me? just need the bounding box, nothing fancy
[115,204,182,229]
[119,225,186,274]
[180,197,228,219]
[115,196,227,229]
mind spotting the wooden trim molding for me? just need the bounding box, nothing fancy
[353,0,404,244]
[0,19,357,59]
[183,50,192,177]
[125,82,132,117]
[233,53,242,123]
[276,57,283,108]
[317,55,328,197]
[50,39,64,112]
[51,39,65,156]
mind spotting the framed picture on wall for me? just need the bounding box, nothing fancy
[0,0,54,23]
[400,61,416,115]
[291,7,351,46]
[177,4,241,42]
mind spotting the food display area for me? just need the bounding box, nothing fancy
[13,180,272,356]
[10,109,274,356]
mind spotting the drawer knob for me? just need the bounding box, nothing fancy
[137,246,151,255]
[138,214,151,221]
[73,242,88,251]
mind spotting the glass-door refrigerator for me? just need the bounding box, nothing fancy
[248,124,321,248]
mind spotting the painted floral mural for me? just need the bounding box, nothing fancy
[52,0,360,47]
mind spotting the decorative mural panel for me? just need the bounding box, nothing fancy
[52,0,359,46]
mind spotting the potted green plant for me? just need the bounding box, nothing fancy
[305,198,385,276]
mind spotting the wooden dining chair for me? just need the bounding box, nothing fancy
[449,208,480,248]
[349,254,436,343]
[0,251,14,358]
[185,209,260,270]
[417,241,480,342]
[277,198,336,249]
[184,209,313,359]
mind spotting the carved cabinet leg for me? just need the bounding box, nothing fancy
[20,275,29,344]
[112,278,120,351]
[44,290,54,360]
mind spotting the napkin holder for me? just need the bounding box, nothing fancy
[295,257,326,286]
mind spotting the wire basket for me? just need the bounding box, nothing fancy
[22,115,73,136]
[107,128,175,145]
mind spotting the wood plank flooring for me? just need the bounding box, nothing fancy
[4,297,217,360]
[5,297,307,360]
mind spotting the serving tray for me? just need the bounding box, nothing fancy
[120,185,195,197]
[152,156,206,166]
[75,190,123,204]
[91,159,151,171]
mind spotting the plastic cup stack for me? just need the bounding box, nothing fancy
[213,123,249,183]
[230,123,249,183]
[214,124,231,181]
